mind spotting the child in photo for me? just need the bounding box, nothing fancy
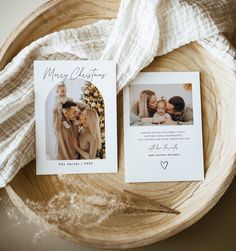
[55,82,73,129]
[152,100,172,124]
[56,83,73,108]
[55,82,84,128]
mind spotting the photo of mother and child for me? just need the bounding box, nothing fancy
[51,82,102,160]
[130,86,193,126]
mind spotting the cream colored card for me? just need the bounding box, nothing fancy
[123,72,204,182]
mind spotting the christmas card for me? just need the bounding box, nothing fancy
[123,72,204,182]
[34,60,117,175]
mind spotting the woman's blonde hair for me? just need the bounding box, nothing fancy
[138,90,156,118]
[86,108,102,150]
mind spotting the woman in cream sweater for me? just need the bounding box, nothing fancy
[130,89,158,124]
[72,108,102,159]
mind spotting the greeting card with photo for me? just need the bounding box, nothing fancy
[34,60,117,175]
[123,72,204,182]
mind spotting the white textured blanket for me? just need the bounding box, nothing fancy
[0,0,236,187]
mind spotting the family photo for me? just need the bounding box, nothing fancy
[45,79,105,160]
[129,83,193,126]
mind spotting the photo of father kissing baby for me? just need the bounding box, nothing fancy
[130,84,193,126]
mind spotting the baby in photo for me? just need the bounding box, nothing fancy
[56,82,73,108]
[55,82,81,129]
[152,99,172,124]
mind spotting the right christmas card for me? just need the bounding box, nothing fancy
[123,72,204,182]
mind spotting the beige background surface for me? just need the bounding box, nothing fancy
[0,1,236,250]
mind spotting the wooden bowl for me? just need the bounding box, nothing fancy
[1,0,236,249]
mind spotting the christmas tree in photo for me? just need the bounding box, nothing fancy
[81,82,106,159]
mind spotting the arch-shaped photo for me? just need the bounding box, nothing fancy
[45,79,105,161]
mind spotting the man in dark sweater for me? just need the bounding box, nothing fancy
[164,96,193,125]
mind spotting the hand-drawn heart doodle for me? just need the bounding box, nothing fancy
[160,161,168,170]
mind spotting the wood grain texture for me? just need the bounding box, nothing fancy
[1,0,236,249]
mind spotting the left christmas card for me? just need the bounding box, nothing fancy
[34,60,117,175]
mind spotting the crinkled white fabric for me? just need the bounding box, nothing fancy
[0,0,236,187]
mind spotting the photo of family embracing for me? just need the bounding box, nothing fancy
[45,79,105,161]
[130,83,193,126]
